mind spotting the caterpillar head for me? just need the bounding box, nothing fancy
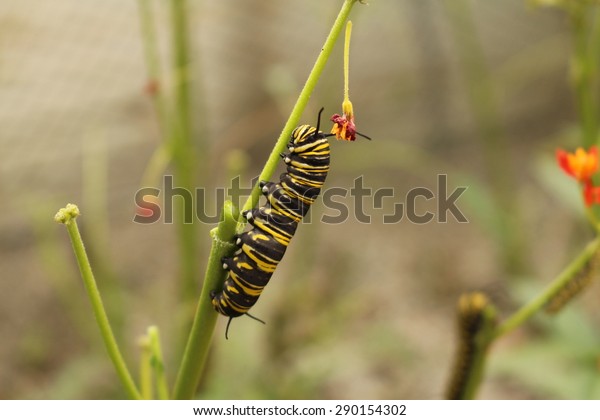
[290,125,318,146]
[289,107,330,149]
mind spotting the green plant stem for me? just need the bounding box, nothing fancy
[148,326,170,399]
[31,206,93,342]
[138,0,172,188]
[493,236,600,340]
[138,0,169,134]
[238,0,360,222]
[173,202,238,399]
[169,0,199,305]
[139,335,153,399]
[571,6,600,147]
[63,217,141,400]
[584,203,600,233]
[139,0,199,305]
[170,0,192,145]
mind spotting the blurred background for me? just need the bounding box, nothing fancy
[2,0,600,399]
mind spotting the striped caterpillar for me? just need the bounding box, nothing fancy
[211,110,332,337]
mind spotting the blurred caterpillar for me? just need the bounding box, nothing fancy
[211,109,333,338]
[446,292,493,400]
[545,252,599,314]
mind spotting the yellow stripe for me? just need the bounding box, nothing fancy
[236,260,254,271]
[234,281,264,297]
[289,161,329,170]
[281,185,315,204]
[252,221,292,245]
[242,245,278,273]
[268,197,302,222]
[289,175,324,188]
[292,138,326,151]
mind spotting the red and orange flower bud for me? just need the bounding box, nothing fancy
[556,146,600,208]
[330,99,357,141]
[556,146,598,182]
[583,181,600,207]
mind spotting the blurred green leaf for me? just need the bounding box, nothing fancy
[454,174,503,239]
[534,153,585,217]
[490,304,600,399]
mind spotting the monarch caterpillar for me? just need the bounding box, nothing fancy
[211,109,333,338]
[545,252,599,314]
[446,292,493,400]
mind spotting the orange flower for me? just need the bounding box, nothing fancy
[556,146,599,182]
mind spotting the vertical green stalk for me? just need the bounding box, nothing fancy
[444,0,525,275]
[30,206,93,342]
[137,0,172,188]
[571,5,600,147]
[137,327,170,400]
[54,204,141,400]
[589,7,600,143]
[169,0,199,303]
[139,335,154,399]
[148,326,170,399]
[138,0,200,305]
[173,0,363,399]
[138,0,169,134]
[170,0,192,146]
[173,202,238,399]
